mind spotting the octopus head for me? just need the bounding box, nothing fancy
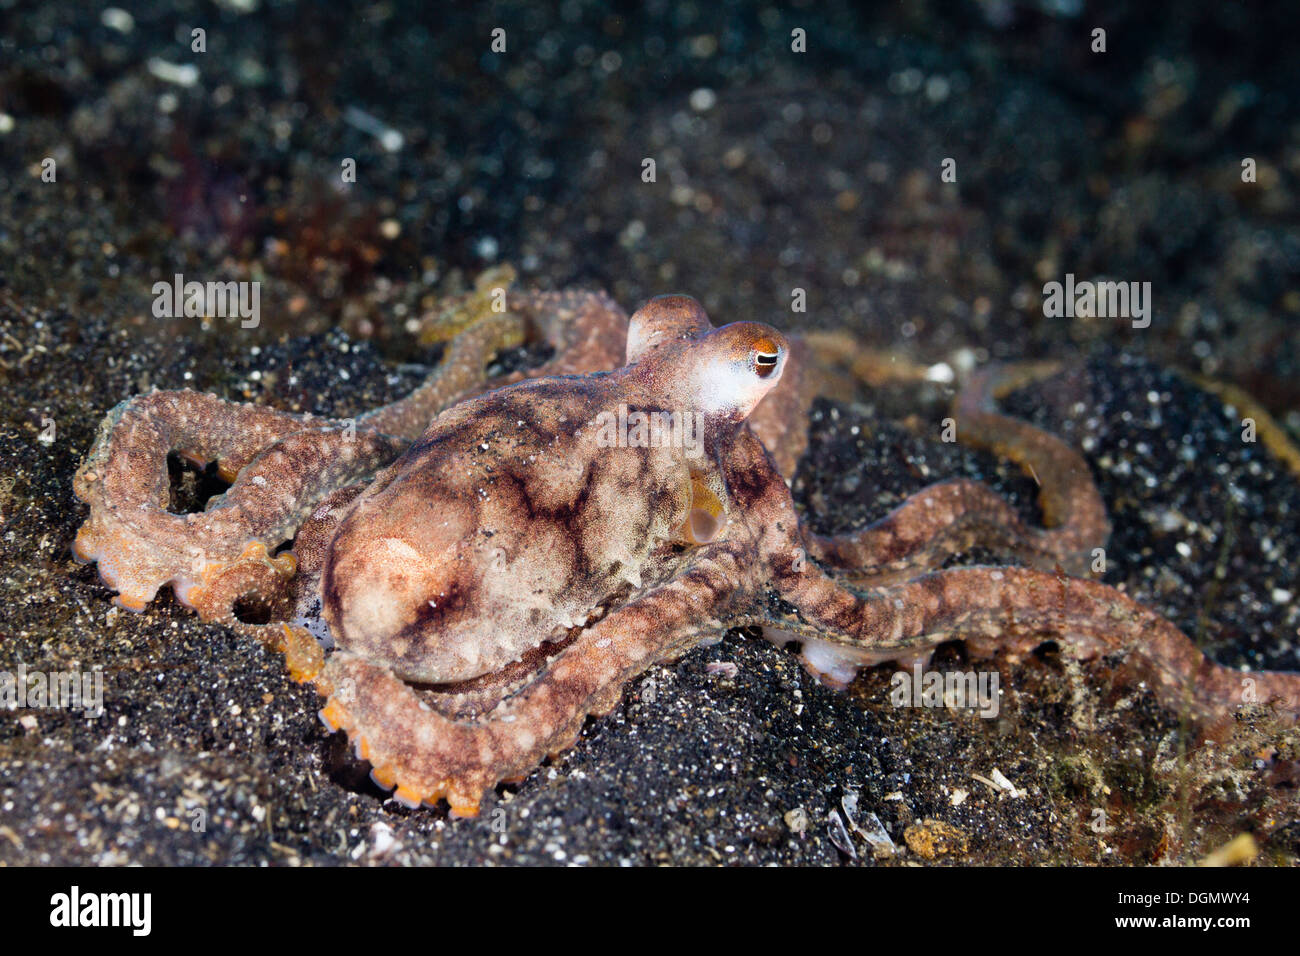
[627,294,789,423]
[687,321,789,421]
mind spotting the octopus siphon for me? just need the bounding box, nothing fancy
[73,284,1300,816]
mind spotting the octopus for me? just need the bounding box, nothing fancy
[73,281,1300,817]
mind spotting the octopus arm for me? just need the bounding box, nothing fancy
[73,389,406,613]
[804,361,1109,581]
[769,561,1300,723]
[315,549,743,816]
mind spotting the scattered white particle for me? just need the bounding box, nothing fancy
[1272,589,1293,604]
[989,767,1023,798]
[689,87,717,111]
[925,362,954,384]
[100,7,135,33]
[924,75,951,102]
[1175,541,1193,558]
[147,58,199,87]
[370,822,397,855]
[342,106,404,152]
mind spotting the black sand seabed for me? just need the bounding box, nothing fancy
[0,2,1298,864]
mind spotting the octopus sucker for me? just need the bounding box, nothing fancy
[72,283,1300,816]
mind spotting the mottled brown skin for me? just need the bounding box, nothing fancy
[73,286,1300,818]
[317,326,775,685]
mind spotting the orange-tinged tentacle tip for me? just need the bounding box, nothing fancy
[279,623,324,682]
[72,530,96,562]
[369,765,397,790]
[112,592,150,613]
[229,540,298,577]
[318,700,352,733]
[392,785,427,809]
[268,551,298,578]
[448,797,482,818]
[182,540,298,615]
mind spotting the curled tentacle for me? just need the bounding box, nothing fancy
[803,361,1110,581]
[71,312,521,612]
[803,479,1090,585]
[73,390,408,611]
[953,362,1109,561]
[767,560,1300,723]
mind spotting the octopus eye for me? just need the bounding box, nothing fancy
[753,345,780,378]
